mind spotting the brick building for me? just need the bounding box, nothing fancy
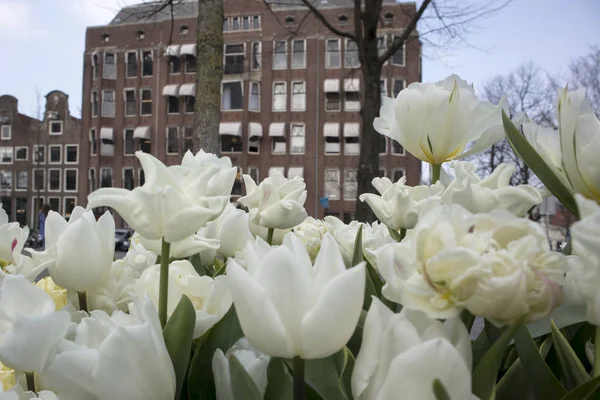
[82,0,422,226]
[0,92,84,228]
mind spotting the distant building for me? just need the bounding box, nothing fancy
[82,0,422,226]
[0,92,84,227]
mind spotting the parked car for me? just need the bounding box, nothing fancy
[115,229,134,251]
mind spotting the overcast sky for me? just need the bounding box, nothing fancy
[0,0,598,119]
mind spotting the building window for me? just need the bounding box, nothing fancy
[185,55,197,73]
[379,136,387,154]
[167,96,179,114]
[0,125,10,140]
[232,17,240,30]
[140,139,151,154]
[0,147,13,164]
[249,82,260,111]
[344,137,360,156]
[91,91,99,117]
[377,36,386,57]
[223,18,230,32]
[324,168,340,200]
[326,39,340,68]
[253,15,261,30]
[63,198,76,218]
[221,134,243,153]
[184,127,193,152]
[16,170,27,190]
[89,129,97,155]
[34,145,45,163]
[232,167,243,196]
[325,92,341,111]
[33,169,45,190]
[88,168,96,193]
[345,92,360,111]
[291,81,306,111]
[123,168,135,190]
[338,14,348,24]
[100,133,114,157]
[285,16,295,25]
[288,167,303,180]
[101,90,115,117]
[136,30,145,40]
[65,145,78,163]
[344,39,360,68]
[49,121,62,135]
[14,147,27,161]
[248,166,259,183]
[290,124,305,154]
[224,44,245,74]
[291,40,306,68]
[126,51,138,78]
[48,169,60,191]
[0,171,12,191]
[101,168,113,188]
[392,141,404,155]
[48,197,60,214]
[169,56,181,74]
[49,145,61,164]
[101,33,110,43]
[384,12,394,24]
[125,89,136,116]
[141,89,152,115]
[103,52,116,79]
[269,167,284,177]
[251,42,261,70]
[248,136,259,154]
[273,41,287,69]
[222,82,243,111]
[393,79,406,97]
[392,38,405,66]
[381,79,388,99]
[324,123,340,154]
[272,82,286,111]
[167,127,179,154]
[344,169,357,200]
[180,24,189,35]
[142,50,153,76]
[91,52,99,80]
[392,169,405,182]
[124,129,135,155]
[185,96,195,113]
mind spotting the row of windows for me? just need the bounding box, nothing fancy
[223,15,261,32]
[88,127,194,157]
[99,24,190,44]
[88,167,145,192]
[1,121,67,140]
[1,197,77,223]
[0,168,78,192]
[0,145,79,165]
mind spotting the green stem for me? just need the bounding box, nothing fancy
[26,372,36,393]
[267,228,274,246]
[158,238,171,328]
[293,357,305,400]
[77,291,88,313]
[595,327,600,377]
[399,228,406,241]
[431,164,442,184]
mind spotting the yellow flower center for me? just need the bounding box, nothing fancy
[35,277,68,310]
[0,362,15,391]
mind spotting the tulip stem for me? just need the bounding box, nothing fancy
[595,327,600,377]
[267,228,274,246]
[431,164,442,184]
[293,356,305,400]
[158,238,171,328]
[26,372,36,393]
[77,291,88,313]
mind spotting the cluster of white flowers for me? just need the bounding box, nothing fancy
[0,74,598,400]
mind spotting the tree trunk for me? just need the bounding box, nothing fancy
[194,0,223,154]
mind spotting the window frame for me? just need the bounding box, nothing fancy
[290,123,305,155]
[166,127,180,155]
[124,88,137,117]
[0,147,13,165]
[291,39,307,69]
[49,121,63,135]
[15,170,27,191]
[391,38,405,67]
[0,125,10,140]
[167,96,180,114]
[223,43,246,74]
[248,166,259,183]
[344,38,360,68]
[141,50,154,77]
[122,167,135,190]
[14,147,27,161]
[272,81,287,112]
[33,145,45,164]
[185,55,197,74]
[272,40,288,70]
[287,166,304,180]
[63,197,77,218]
[65,144,79,164]
[393,78,406,97]
[392,168,406,182]
[324,168,341,200]
[325,38,341,69]
[291,81,306,112]
[48,145,62,164]
[123,128,135,156]
[249,82,260,112]
[91,91,99,117]
[125,51,138,78]
[89,128,97,155]
[221,80,244,111]
[0,170,12,191]
[48,168,61,192]
[343,168,358,200]
[100,167,113,188]
[102,51,117,79]
[101,89,116,118]
[32,168,45,190]
[140,89,153,116]
[88,168,96,193]
[64,169,78,192]
[251,41,262,70]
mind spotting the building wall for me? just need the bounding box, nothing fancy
[82,0,422,226]
[0,92,84,228]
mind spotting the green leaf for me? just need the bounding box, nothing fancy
[472,322,521,400]
[560,375,600,400]
[265,358,293,400]
[188,253,206,276]
[387,227,404,242]
[213,258,226,277]
[472,319,503,369]
[551,319,591,389]
[352,224,364,267]
[502,111,579,218]
[527,304,587,338]
[514,326,566,399]
[163,295,196,400]
[229,354,263,400]
[433,379,452,400]
[347,310,367,357]
[187,306,244,399]
[334,347,355,399]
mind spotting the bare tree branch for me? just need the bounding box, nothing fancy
[296,0,356,40]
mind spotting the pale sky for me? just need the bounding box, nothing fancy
[0,0,598,119]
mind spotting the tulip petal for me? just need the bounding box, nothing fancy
[313,234,348,292]
[258,200,307,229]
[212,349,233,400]
[38,347,98,400]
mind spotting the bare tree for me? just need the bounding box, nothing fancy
[564,46,600,113]
[264,0,511,222]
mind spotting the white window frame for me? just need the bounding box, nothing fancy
[223,43,246,74]
[124,128,135,156]
[14,146,27,161]
[393,78,406,97]
[344,38,360,68]
[167,96,180,115]
[33,145,45,164]
[272,40,288,70]
[249,82,260,112]
[325,38,341,68]
[0,147,13,165]
[125,50,138,78]
[100,167,113,188]
[1,125,11,140]
[343,168,358,200]
[391,168,406,182]
[122,167,135,190]
[0,170,12,192]
[141,50,154,77]
[89,128,97,155]
[324,168,340,200]
[101,89,116,117]
[64,169,78,192]
[103,51,117,80]
[48,169,61,192]
[32,168,45,190]
[91,91,99,118]
[391,38,405,67]
[15,170,27,191]
[49,120,63,135]
[250,41,262,71]
[140,89,152,116]
[379,136,388,155]
[91,52,99,80]
[272,81,287,112]
[252,15,261,30]
[291,39,307,69]
[344,91,361,112]
[48,145,62,164]
[290,123,305,155]
[65,144,79,164]
[291,81,306,112]
[88,168,96,193]
[392,140,405,155]
[63,197,77,217]
[325,92,341,112]
[124,88,137,117]
[47,197,61,214]
[377,35,387,58]
[287,166,304,180]
[166,127,179,155]
[248,135,260,154]
[221,80,244,111]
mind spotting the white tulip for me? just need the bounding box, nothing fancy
[227,233,365,359]
[0,207,28,268]
[197,204,253,259]
[293,217,332,261]
[238,173,308,230]
[359,176,444,230]
[134,260,232,338]
[352,298,476,400]
[212,338,270,400]
[376,204,570,325]
[38,298,175,400]
[137,232,219,259]
[29,208,114,293]
[441,161,542,216]
[87,151,235,243]
[0,275,70,373]
[375,74,506,165]
[0,385,59,400]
